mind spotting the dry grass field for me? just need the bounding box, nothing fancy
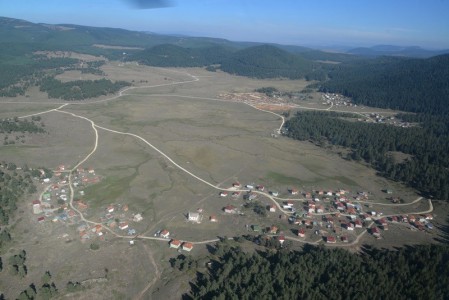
[0,59,444,299]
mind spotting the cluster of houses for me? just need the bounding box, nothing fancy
[100,203,143,236]
[216,184,434,245]
[361,113,413,128]
[154,229,194,251]
[169,239,194,252]
[218,92,294,110]
[32,164,150,242]
[321,93,354,107]
[74,204,144,242]
[379,214,434,231]
[33,164,102,224]
[77,223,104,241]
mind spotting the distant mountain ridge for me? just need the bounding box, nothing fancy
[347,44,449,58]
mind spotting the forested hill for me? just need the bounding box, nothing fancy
[285,111,449,200]
[317,54,449,116]
[346,44,449,58]
[172,242,449,299]
[0,16,352,62]
[129,44,233,67]
[219,45,326,80]
[132,44,329,80]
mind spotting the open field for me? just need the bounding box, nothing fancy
[0,60,446,299]
[55,70,104,82]
[93,44,145,50]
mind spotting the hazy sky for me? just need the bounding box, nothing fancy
[1,0,449,48]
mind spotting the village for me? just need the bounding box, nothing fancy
[321,93,355,108]
[29,164,198,252]
[29,162,433,253]
[218,92,298,111]
[217,183,433,246]
[169,180,434,248]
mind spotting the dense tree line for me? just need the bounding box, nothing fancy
[315,54,449,116]
[285,111,449,200]
[175,242,449,299]
[39,77,130,100]
[254,87,279,97]
[0,54,78,96]
[0,117,45,134]
[0,163,38,226]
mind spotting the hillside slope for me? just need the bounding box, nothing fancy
[317,54,449,115]
[130,44,233,67]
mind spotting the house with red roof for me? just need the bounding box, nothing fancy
[278,235,285,245]
[160,230,170,238]
[362,213,372,221]
[182,242,194,251]
[326,236,336,243]
[289,188,299,195]
[224,205,236,214]
[119,222,129,230]
[371,227,381,237]
[344,223,355,231]
[269,226,278,234]
[378,218,388,227]
[336,202,345,211]
[170,239,181,249]
[77,201,88,210]
[107,205,115,213]
[347,207,357,215]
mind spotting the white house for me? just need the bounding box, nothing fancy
[188,212,200,222]
[133,214,143,222]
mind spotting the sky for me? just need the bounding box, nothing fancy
[1,0,449,49]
